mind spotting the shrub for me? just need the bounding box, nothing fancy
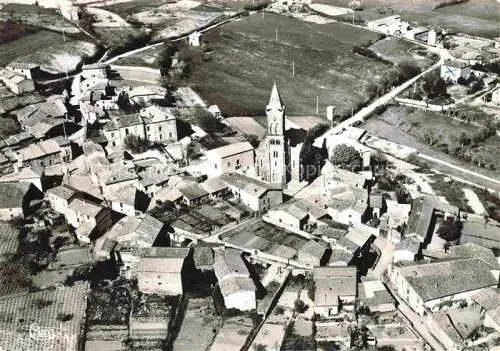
[124,134,150,153]
[294,299,309,313]
[193,108,221,133]
[353,46,378,59]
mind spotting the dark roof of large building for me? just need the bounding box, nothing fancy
[395,258,497,302]
[103,114,143,131]
[0,182,31,208]
[449,243,498,270]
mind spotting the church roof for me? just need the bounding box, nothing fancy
[268,82,283,107]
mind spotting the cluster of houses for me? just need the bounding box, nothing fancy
[0,48,499,350]
[0,62,40,95]
[367,15,441,46]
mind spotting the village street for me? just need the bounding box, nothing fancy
[383,281,446,351]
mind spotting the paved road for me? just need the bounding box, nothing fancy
[314,58,443,148]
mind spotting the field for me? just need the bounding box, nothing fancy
[0,30,66,66]
[95,26,149,49]
[113,45,163,67]
[369,37,436,68]
[316,0,500,38]
[0,30,98,73]
[102,0,170,18]
[362,106,500,190]
[185,13,390,117]
[378,106,500,170]
[0,4,79,33]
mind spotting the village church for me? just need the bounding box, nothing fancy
[255,83,314,189]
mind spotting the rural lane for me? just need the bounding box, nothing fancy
[102,15,240,65]
[382,280,446,351]
[314,58,444,147]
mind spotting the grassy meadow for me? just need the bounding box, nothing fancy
[185,13,391,117]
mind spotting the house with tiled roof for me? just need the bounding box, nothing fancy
[6,61,41,79]
[326,187,369,225]
[214,249,256,311]
[313,266,357,319]
[358,279,396,313]
[205,141,254,177]
[66,197,113,242]
[219,173,283,212]
[94,214,165,263]
[137,247,191,295]
[0,68,35,94]
[11,138,64,171]
[388,258,498,316]
[103,107,178,149]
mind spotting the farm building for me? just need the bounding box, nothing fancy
[6,61,41,79]
[214,248,256,311]
[0,68,35,94]
[367,15,410,36]
[313,266,357,318]
[440,60,472,83]
[388,258,498,316]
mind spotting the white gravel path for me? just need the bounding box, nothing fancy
[463,188,486,214]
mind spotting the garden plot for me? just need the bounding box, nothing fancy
[87,7,131,27]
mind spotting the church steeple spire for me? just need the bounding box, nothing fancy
[268,82,283,108]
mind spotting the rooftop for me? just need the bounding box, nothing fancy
[47,184,78,200]
[449,243,498,269]
[206,141,254,159]
[69,198,104,217]
[14,139,61,161]
[0,181,31,208]
[137,247,190,273]
[179,182,209,200]
[395,258,497,302]
[219,173,278,198]
[103,114,143,131]
[214,248,250,279]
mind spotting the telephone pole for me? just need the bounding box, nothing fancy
[316,96,319,114]
[292,60,295,77]
[275,27,278,42]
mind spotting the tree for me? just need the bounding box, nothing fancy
[330,144,362,171]
[294,299,308,313]
[469,79,484,94]
[245,134,260,148]
[398,60,421,81]
[422,71,447,99]
[193,108,221,133]
[157,42,178,77]
[124,134,150,153]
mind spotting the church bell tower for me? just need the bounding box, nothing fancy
[265,83,287,186]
